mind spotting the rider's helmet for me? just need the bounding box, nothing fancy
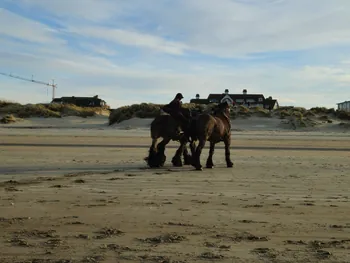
[175,93,184,100]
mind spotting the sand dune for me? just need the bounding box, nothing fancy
[1,115,349,133]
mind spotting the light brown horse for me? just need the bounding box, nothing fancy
[190,102,233,171]
[145,109,193,168]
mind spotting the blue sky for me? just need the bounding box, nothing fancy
[0,0,350,108]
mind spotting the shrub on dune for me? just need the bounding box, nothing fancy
[0,114,19,124]
[0,100,102,118]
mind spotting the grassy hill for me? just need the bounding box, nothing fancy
[1,100,349,129]
[0,100,109,124]
[108,103,350,126]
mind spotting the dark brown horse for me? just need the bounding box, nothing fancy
[145,109,193,168]
[190,102,233,171]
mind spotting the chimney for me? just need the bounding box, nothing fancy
[195,94,200,99]
[243,89,247,95]
[224,89,229,94]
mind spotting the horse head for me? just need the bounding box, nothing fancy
[213,102,231,128]
[213,102,230,117]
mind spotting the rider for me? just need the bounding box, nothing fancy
[162,93,190,134]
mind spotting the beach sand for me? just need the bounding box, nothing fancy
[1,116,350,262]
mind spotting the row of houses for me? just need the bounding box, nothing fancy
[190,89,279,110]
[50,90,278,110]
[50,92,350,112]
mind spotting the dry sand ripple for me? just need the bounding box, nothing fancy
[0,130,350,262]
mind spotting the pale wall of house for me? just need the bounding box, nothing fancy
[337,101,350,112]
[217,95,278,109]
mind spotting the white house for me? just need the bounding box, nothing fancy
[337,101,350,112]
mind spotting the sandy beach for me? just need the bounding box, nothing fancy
[1,116,350,263]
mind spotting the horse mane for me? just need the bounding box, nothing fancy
[212,103,231,129]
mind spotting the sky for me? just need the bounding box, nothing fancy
[0,0,350,109]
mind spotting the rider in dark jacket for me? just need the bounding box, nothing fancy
[162,93,190,133]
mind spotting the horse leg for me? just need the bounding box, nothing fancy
[224,136,233,168]
[183,146,192,165]
[156,137,171,167]
[182,132,195,165]
[206,141,215,168]
[170,129,193,166]
[194,138,206,171]
[146,138,159,168]
[172,140,186,167]
[189,140,197,166]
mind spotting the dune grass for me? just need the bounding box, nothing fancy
[108,103,350,126]
[108,103,273,125]
[2,99,349,127]
[0,100,105,123]
[108,103,208,125]
[0,114,19,124]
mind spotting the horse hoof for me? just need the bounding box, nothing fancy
[195,166,203,171]
[172,162,183,167]
[184,159,192,165]
[227,162,233,168]
[171,157,182,167]
[183,155,192,165]
[206,165,214,169]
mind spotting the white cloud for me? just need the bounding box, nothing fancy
[0,8,62,44]
[7,0,350,57]
[143,0,350,57]
[79,43,117,56]
[1,41,348,109]
[15,0,126,22]
[67,26,188,55]
[295,65,350,85]
[1,1,350,109]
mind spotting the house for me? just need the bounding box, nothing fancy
[190,89,279,110]
[51,95,108,108]
[337,101,350,112]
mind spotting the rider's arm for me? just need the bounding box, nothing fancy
[169,100,181,111]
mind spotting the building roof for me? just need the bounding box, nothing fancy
[336,100,350,105]
[190,98,209,104]
[190,91,278,108]
[57,96,106,102]
[51,96,107,105]
[61,96,101,100]
[207,93,265,100]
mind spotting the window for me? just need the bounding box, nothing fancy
[258,97,263,102]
